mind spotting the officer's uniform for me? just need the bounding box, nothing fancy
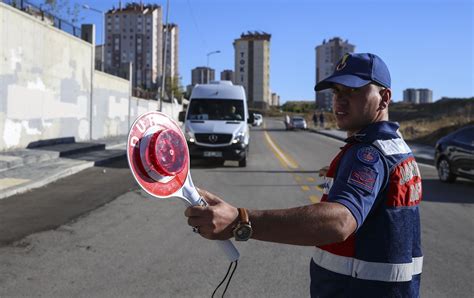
[310,121,423,297]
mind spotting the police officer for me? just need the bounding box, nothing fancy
[185,53,423,297]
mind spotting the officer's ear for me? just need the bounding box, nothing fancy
[378,88,391,110]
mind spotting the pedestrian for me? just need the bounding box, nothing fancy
[185,53,423,297]
[312,112,318,128]
[285,114,291,130]
[319,111,325,129]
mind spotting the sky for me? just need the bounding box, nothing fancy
[32,0,473,103]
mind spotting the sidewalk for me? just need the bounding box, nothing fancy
[308,127,435,165]
[0,136,127,200]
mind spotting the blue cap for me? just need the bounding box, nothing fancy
[314,53,391,91]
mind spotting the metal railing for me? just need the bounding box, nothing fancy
[2,0,82,38]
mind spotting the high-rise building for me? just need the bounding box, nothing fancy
[220,69,234,82]
[163,23,178,80]
[418,89,433,103]
[403,88,433,104]
[104,3,163,90]
[234,31,271,110]
[192,67,215,85]
[271,92,280,106]
[95,45,103,70]
[315,37,355,110]
[403,88,420,104]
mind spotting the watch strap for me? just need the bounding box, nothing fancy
[238,208,249,224]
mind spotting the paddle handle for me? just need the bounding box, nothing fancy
[183,180,240,262]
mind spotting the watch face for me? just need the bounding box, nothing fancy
[235,224,252,241]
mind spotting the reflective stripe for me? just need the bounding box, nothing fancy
[373,138,411,156]
[313,247,423,282]
[323,177,334,195]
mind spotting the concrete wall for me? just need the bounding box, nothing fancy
[0,3,92,150]
[92,71,130,139]
[0,3,182,151]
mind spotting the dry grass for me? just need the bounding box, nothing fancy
[297,98,473,146]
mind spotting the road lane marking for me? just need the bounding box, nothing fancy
[0,178,30,190]
[263,131,299,169]
[263,121,323,205]
[314,185,323,192]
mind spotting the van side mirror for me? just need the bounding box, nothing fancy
[178,111,186,122]
[247,113,254,124]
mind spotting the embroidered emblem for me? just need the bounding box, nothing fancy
[336,53,350,71]
[348,166,378,193]
[356,147,380,165]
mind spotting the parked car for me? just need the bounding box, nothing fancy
[434,125,474,182]
[290,116,307,130]
[253,113,263,126]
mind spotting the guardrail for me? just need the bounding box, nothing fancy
[2,0,82,38]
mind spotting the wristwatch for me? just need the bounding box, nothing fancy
[233,208,253,241]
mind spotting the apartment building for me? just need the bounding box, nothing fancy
[104,3,163,89]
[315,37,355,110]
[234,31,271,110]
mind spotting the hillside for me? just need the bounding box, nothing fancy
[390,98,473,145]
[281,97,473,146]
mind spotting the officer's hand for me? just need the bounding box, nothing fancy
[318,166,329,177]
[184,188,239,240]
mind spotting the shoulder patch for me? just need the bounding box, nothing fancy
[356,146,380,165]
[347,166,378,193]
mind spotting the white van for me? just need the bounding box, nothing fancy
[179,81,252,167]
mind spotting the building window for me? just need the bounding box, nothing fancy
[240,67,244,72]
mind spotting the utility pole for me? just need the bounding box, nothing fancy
[82,4,105,72]
[160,0,170,112]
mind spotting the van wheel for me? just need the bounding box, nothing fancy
[238,157,247,167]
[437,158,456,183]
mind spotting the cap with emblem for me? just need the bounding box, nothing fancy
[314,53,391,91]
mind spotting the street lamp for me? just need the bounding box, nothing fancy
[206,50,221,67]
[83,4,105,72]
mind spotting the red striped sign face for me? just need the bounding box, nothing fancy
[127,111,189,198]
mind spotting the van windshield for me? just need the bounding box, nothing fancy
[187,99,245,121]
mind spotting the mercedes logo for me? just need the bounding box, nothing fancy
[208,134,218,143]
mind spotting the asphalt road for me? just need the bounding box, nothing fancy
[0,119,472,297]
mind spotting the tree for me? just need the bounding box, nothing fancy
[165,76,185,103]
[41,0,83,26]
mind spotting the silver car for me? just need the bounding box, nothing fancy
[290,116,307,130]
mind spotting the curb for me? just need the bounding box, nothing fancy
[307,128,435,166]
[0,150,127,200]
[308,128,346,141]
[0,161,94,200]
